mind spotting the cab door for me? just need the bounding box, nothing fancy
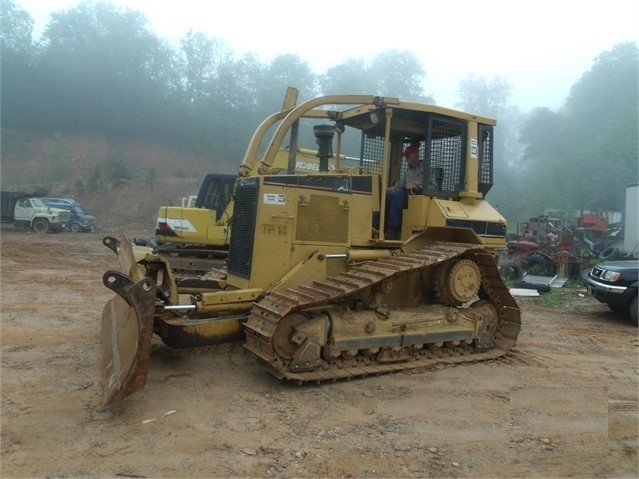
[14,199,35,222]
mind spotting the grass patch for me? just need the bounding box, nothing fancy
[530,279,587,308]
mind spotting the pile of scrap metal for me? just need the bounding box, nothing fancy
[502,230,580,281]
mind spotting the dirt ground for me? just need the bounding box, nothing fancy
[1,227,637,478]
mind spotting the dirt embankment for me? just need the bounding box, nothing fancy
[1,128,238,234]
[1,230,637,478]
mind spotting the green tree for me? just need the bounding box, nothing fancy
[88,165,102,190]
[180,30,228,104]
[0,0,37,127]
[455,74,513,118]
[320,58,372,94]
[454,74,526,223]
[519,42,638,215]
[262,54,318,108]
[36,1,172,137]
[205,53,268,158]
[106,153,132,183]
[485,105,530,225]
[565,42,638,126]
[320,50,431,101]
[213,53,266,111]
[0,0,33,55]
[368,49,429,101]
[145,167,157,187]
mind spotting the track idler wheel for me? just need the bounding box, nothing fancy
[273,314,308,360]
[470,300,500,349]
[435,259,481,306]
[272,313,329,372]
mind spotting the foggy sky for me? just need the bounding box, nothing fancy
[15,0,639,110]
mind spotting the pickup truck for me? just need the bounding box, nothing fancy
[585,259,638,325]
[1,191,70,233]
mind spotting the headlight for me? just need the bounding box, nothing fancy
[602,270,621,282]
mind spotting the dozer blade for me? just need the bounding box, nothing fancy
[101,270,157,405]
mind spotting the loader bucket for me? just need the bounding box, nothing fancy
[101,235,158,405]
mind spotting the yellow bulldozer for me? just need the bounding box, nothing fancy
[101,88,521,405]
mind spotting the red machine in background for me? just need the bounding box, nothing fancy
[502,215,579,280]
[576,210,609,236]
[502,209,625,281]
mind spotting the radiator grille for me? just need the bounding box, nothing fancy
[227,177,259,278]
[590,266,604,279]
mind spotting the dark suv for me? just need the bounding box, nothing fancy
[40,198,97,233]
[585,259,638,325]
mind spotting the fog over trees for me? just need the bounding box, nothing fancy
[1,0,637,225]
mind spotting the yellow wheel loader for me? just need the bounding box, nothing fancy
[101,88,520,405]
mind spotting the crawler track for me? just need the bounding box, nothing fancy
[244,241,521,382]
